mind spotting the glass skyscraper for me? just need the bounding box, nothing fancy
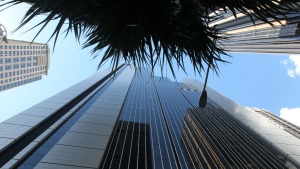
[0,65,299,168]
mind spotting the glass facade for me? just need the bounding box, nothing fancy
[100,70,300,169]
[18,71,116,169]
[100,71,178,169]
[0,65,299,168]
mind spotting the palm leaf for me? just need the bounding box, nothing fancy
[0,0,298,77]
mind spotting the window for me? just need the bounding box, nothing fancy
[13,57,19,62]
[33,62,37,66]
[5,65,11,70]
[17,46,19,49]
[0,45,2,49]
[4,46,7,49]
[8,51,12,56]
[0,66,3,71]
[0,73,2,78]
[4,51,7,56]
[13,46,15,49]
[27,56,32,61]
[13,51,15,56]
[33,56,37,60]
[20,63,26,68]
[20,46,23,49]
[8,46,11,49]
[5,58,11,63]
[0,58,2,63]
[17,51,19,56]
[0,51,3,56]
[27,63,32,67]
[13,64,19,69]
[21,57,26,62]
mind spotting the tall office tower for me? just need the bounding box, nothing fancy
[0,23,50,92]
[210,8,300,54]
[250,108,300,139]
[0,65,300,169]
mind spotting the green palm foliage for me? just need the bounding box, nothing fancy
[0,0,299,76]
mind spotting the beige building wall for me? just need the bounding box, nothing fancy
[0,39,50,92]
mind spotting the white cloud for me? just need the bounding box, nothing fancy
[280,59,288,65]
[280,107,300,127]
[287,69,295,78]
[290,55,300,75]
[281,55,300,78]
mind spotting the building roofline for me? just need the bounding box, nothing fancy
[7,39,48,46]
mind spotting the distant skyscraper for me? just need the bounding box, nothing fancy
[210,9,300,54]
[0,23,50,92]
[0,65,299,169]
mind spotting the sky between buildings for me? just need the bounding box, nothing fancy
[0,3,300,125]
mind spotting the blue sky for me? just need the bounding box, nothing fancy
[0,3,300,125]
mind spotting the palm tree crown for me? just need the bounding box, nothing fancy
[0,0,298,77]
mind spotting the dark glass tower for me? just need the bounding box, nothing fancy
[0,65,299,169]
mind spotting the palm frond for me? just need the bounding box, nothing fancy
[0,0,299,77]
